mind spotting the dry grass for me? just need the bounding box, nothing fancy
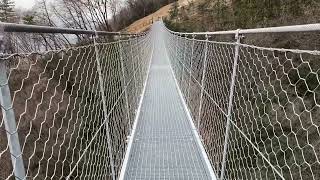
[125,0,196,33]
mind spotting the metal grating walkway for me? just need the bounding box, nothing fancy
[123,22,212,180]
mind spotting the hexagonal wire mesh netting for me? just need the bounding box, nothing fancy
[164,24,320,180]
[0,29,153,180]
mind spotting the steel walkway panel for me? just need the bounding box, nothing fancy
[123,22,211,180]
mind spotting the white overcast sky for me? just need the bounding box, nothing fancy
[14,0,126,10]
[14,0,36,10]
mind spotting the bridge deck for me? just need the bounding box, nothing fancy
[123,23,212,180]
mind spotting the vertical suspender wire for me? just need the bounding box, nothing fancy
[220,30,241,180]
[197,35,209,131]
[92,32,116,180]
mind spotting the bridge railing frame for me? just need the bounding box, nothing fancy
[0,22,147,180]
[164,22,320,180]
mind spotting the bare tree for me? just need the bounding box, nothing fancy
[113,0,177,30]
[109,0,120,26]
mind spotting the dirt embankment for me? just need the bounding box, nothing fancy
[125,0,194,33]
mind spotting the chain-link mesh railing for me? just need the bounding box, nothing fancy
[0,27,153,180]
[164,23,320,180]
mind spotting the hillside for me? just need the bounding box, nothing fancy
[165,0,320,33]
[125,0,195,33]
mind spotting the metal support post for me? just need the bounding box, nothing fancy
[0,27,26,180]
[181,34,187,90]
[187,34,196,103]
[0,63,27,180]
[130,36,137,131]
[118,35,131,135]
[220,29,242,180]
[136,36,143,90]
[92,33,116,180]
[197,34,209,131]
[174,34,179,72]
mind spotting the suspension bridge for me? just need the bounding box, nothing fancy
[0,21,320,180]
